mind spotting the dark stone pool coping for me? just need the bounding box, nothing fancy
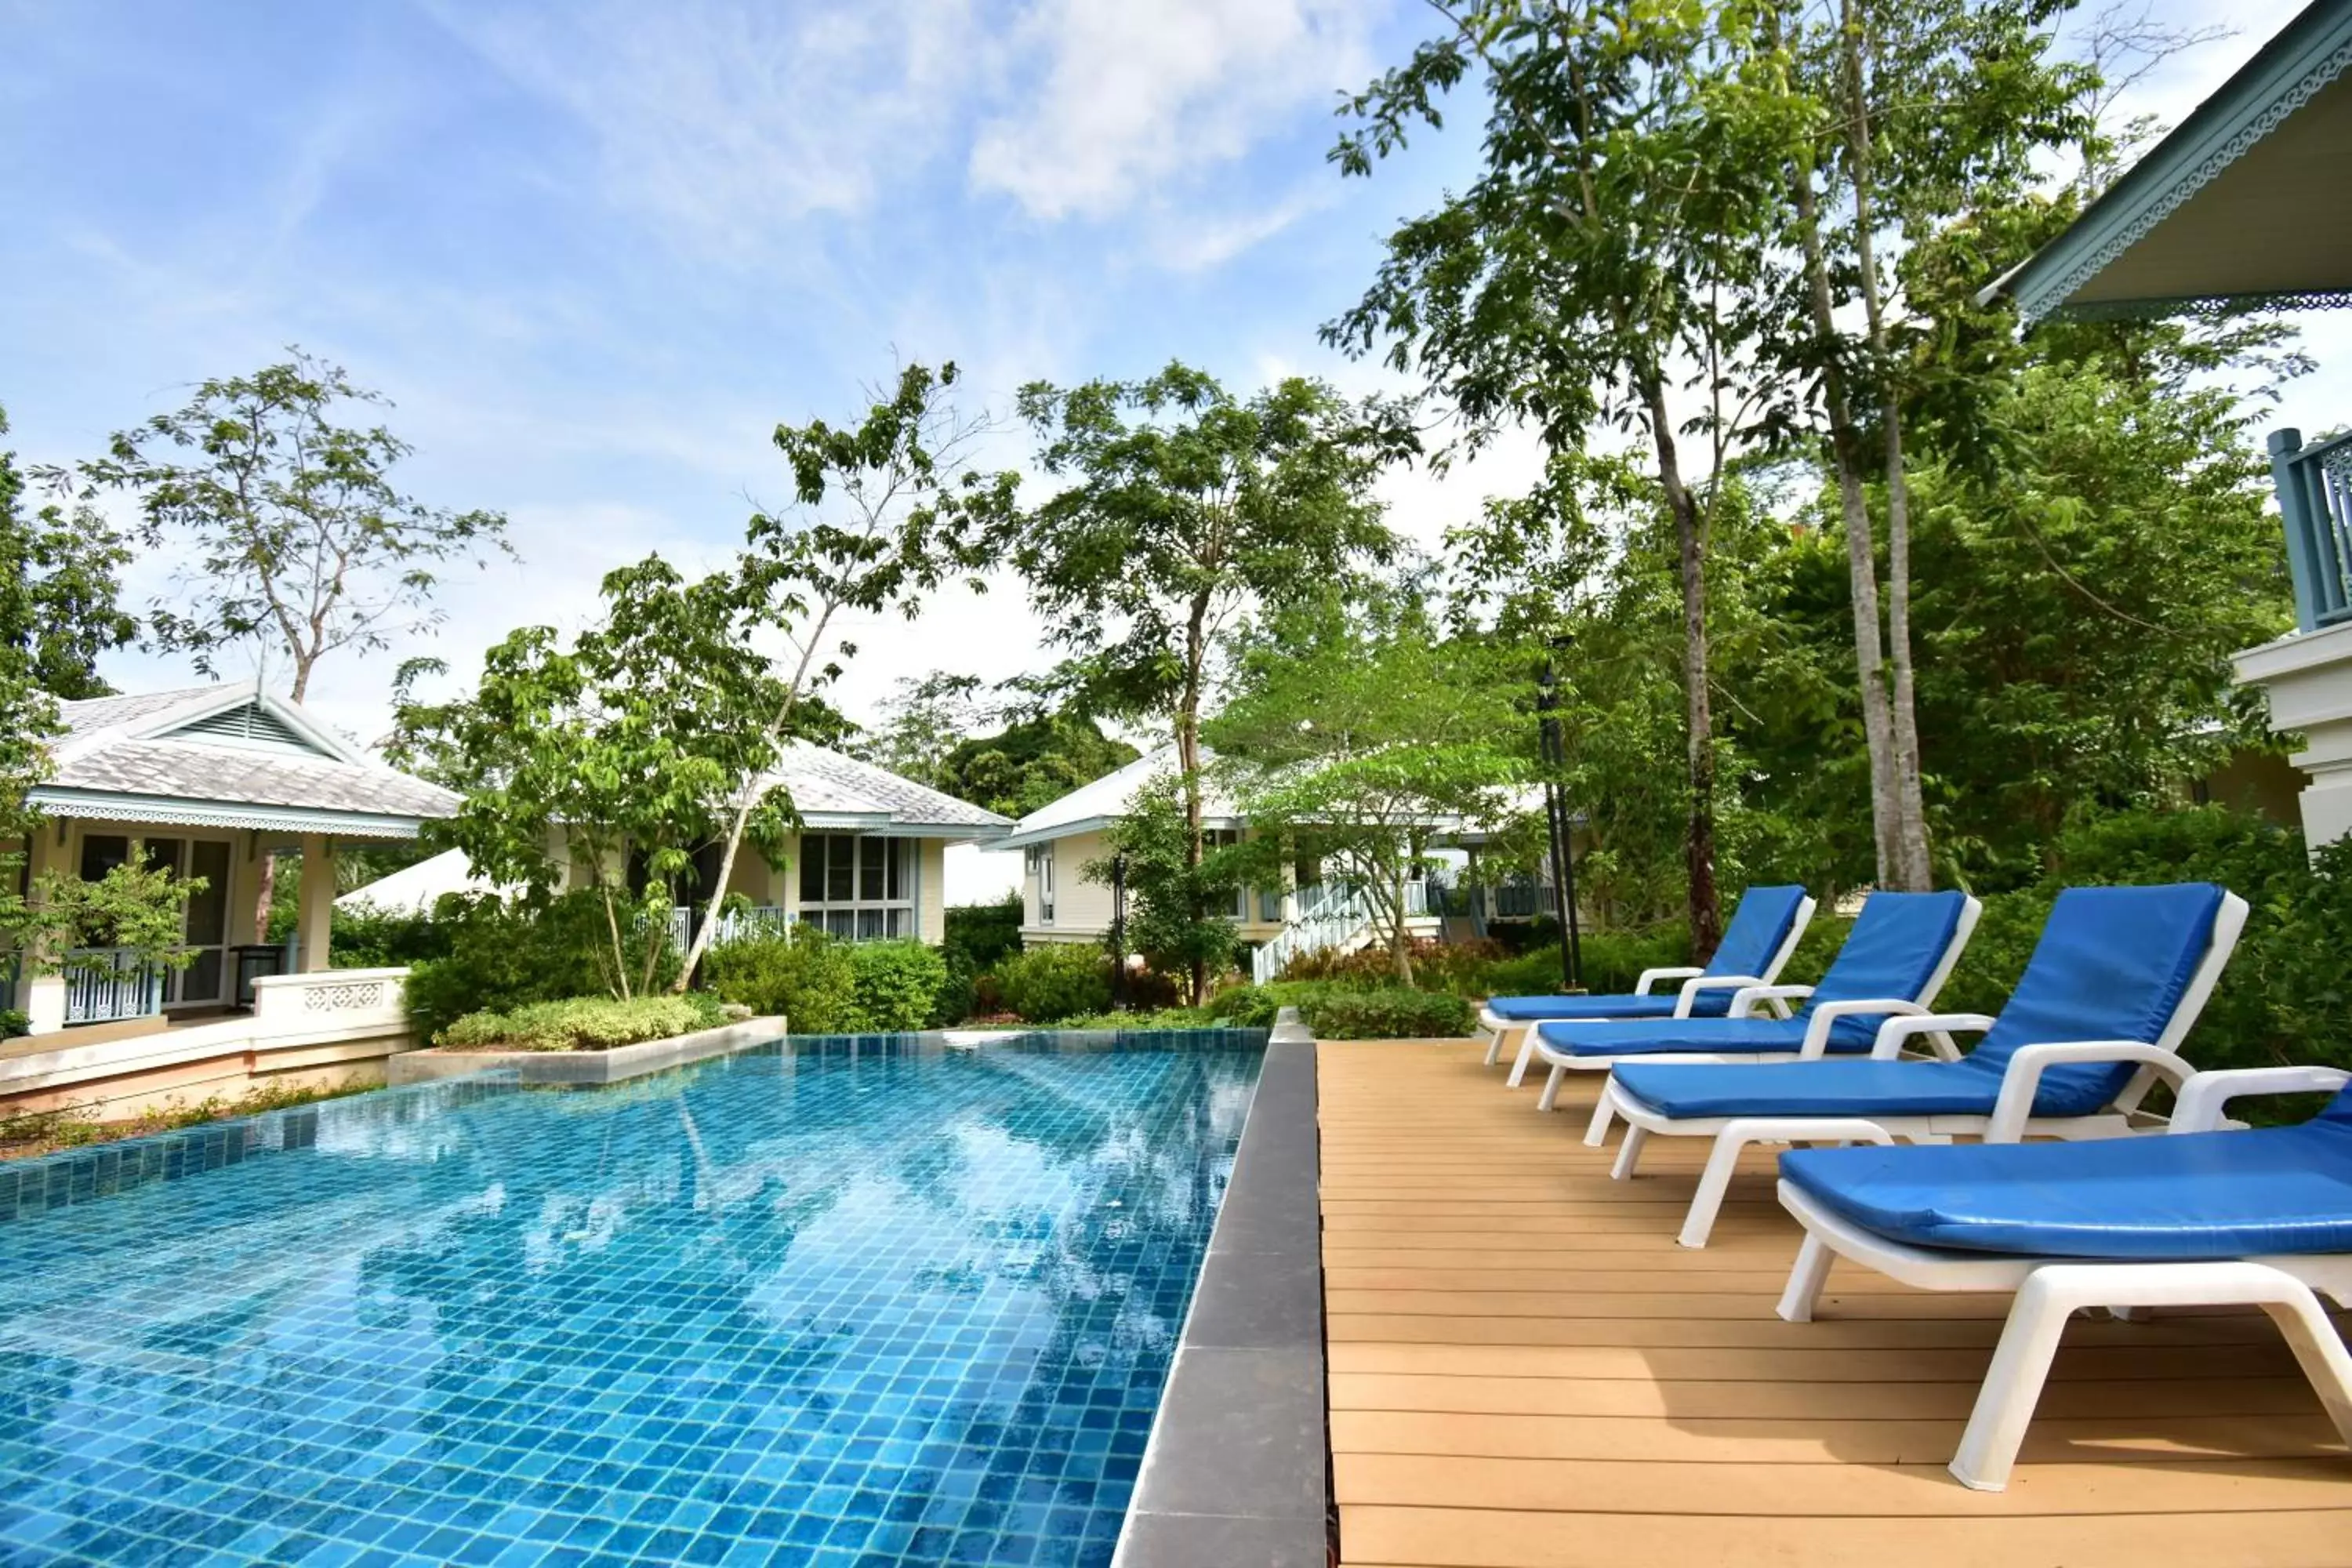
[1112,1011,1327,1568]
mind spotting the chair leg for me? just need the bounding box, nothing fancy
[1949,1261,2352,1492]
[1584,1083,1618,1146]
[1505,1032,1537,1089]
[1777,1234,1834,1323]
[1481,1024,1504,1068]
[1537,1062,1570,1114]
[1610,1125,1649,1181]
[1679,1131,1751,1248]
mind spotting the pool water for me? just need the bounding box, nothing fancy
[0,1034,1265,1567]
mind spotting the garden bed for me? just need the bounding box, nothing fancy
[390,1013,787,1086]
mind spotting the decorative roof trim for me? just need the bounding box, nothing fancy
[24,789,431,840]
[2039,287,2352,322]
[797,813,1012,840]
[2003,0,2352,325]
[995,812,1249,852]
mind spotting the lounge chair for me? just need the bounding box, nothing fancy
[1597,884,2247,1246]
[1773,1066,2352,1491]
[1530,890,1981,1117]
[1479,884,1816,1087]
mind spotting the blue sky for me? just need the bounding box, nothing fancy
[3,0,2343,754]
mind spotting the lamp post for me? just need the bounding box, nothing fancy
[1109,851,1128,1007]
[1537,637,1584,993]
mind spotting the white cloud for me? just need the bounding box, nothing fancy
[425,0,978,258]
[968,0,1378,221]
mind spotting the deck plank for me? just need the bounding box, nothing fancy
[1318,1040,2352,1567]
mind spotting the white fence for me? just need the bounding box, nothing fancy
[670,905,794,953]
[62,949,165,1027]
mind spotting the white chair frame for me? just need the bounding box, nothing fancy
[1599,892,2248,1247]
[1478,896,1818,1083]
[1774,1064,2352,1492]
[1534,897,1984,1117]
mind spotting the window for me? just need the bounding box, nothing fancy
[1204,829,1248,919]
[1026,844,1054,924]
[796,835,916,940]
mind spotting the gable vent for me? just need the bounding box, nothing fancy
[169,702,319,755]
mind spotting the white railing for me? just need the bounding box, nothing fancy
[1250,880,1435,985]
[670,905,793,952]
[62,949,165,1026]
[248,967,409,1027]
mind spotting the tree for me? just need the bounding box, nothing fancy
[82,350,513,702]
[675,362,1017,987]
[2,408,193,1026]
[1083,775,1243,995]
[1764,0,2086,889]
[1330,0,1797,956]
[391,557,791,1000]
[853,671,992,792]
[1207,587,1529,982]
[938,705,1140,820]
[1006,363,1413,997]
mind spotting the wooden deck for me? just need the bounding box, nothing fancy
[1317,1040,2352,1567]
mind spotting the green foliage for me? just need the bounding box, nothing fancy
[393,554,791,997]
[938,710,1140,820]
[1086,774,1242,1000]
[944,896,1024,972]
[701,931,858,1034]
[401,892,679,1042]
[3,408,138,704]
[1210,586,1531,983]
[325,905,455,971]
[437,993,724,1052]
[74,350,510,696]
[845,940,950,1033]
[993,944,1114,1025]
[1303,987,1475,1040]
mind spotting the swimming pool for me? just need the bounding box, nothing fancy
[0,1033,1266,1566]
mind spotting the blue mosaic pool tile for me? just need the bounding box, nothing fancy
[0,1035,1261,1566]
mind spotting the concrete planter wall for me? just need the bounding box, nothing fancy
[388,1015,787,1087]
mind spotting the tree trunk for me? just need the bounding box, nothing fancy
[1842,0,1933,889]
[1177,591,1211,1005]
[1791,165,1903,886]
[1637,368,1721,960]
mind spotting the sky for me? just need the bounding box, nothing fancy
[3,0,2347,763]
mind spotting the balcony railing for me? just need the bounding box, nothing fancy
[669,905,796,952]
[62,949,165,1027]
[2270,426,2352,632]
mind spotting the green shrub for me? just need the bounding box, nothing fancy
[437,993,724,1051]
[1301,987,1475,1040]
[328,905,455,970]
[847,940,950,1033]
[1205,982,1283,1029]
[702,931,858,1033]
[994,943,1113,1023]
[401,892,677,1040]
[944,896,1023,973]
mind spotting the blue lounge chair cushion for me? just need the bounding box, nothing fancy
[1612,884,2230,1120]
[1535,891,1969,1060]
[1613,1058,2019,1120]
[1483,887,1807,1025]
[1537,1015,1813,1059]
[1781,1085,2352,1258]
[1489,993,1696,1023]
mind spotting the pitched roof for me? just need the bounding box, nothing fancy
[764,742,1012,838]
[1991,0,2352,322]
[31,685,460,839]
[996,746,1246,850]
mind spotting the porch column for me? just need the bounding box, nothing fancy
[21,825,71,1033]
[296,833,336,972]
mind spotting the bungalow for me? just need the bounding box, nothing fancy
[1987,0,2352,843]
[8,684,459,1036]
[340,742,1015,946]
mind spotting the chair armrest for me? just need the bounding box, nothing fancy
[1798,999,1929,1059]
[1987,1041,2194,1143]
[1730,983,1813,1021]
[2170,1066,2352,1134]
[1671,974,1768,1018]
[1634,966,1706,997]
[1868,1012,1998,1062]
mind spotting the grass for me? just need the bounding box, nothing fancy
[0,1079,374,1163]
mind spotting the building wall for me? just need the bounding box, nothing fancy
[1019,826,1290,943]
[919,840,947,945]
